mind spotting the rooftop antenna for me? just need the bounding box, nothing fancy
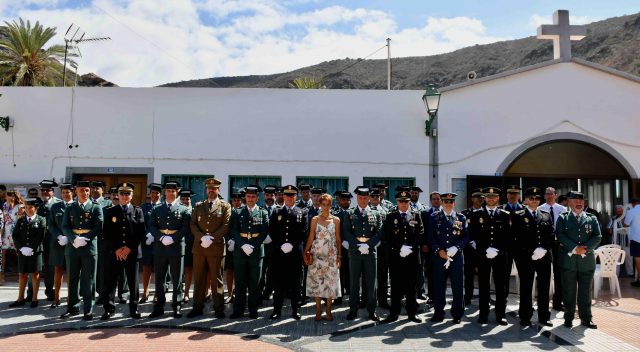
[62,24,111,87]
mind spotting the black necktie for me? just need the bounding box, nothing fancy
[167,203,171,210]
[283,207,289,216]
[122,205,128,212]
[550,206,555,226]
[490,210,494,217]
[209,201,214,210]
[401,213,407,220]
[27,217,31,223]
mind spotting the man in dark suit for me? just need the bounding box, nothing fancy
[461,188,483,306]
[268,185,309,320]
[148,182,191,319]
[500,185,523,303]
[512,187,554,327]
[100,183,145,320]
[469,187,511,325]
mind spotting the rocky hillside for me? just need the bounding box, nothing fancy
[161,12,640,89]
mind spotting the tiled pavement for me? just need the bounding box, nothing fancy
[0,274,639,352]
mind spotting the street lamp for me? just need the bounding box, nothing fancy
[422,84,442,193]
[422,84,441,136]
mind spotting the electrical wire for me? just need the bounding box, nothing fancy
[322,44,388,79]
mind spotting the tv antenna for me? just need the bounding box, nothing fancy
[62,24,111,87]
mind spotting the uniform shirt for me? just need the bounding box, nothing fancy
[624,204,640,243]
[538,202,567,229]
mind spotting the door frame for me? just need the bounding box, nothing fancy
[65,166,154,188]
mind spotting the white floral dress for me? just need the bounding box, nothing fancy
[306,221,341,299]
[2,203,20,250]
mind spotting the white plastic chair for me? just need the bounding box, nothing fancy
[593,247,625,299]
[599,244,622,250]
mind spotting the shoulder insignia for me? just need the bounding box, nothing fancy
[500,209,510,215]
[539,209,550,214]
[515,210,525,215]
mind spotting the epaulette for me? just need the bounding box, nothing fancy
[515,210,525,215]
[473,208,482,212]
[499,209,510,215]
[538,209,550,214]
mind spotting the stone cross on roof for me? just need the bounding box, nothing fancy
[537,10,586,61]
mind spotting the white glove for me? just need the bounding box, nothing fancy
[281,242,294,253]
[227,239,235,252]
[26,247,34,256]
[470,240,477,249]
[73,237,87,248]
[201,235,214,248]
[399,245,413,258]
[447,246,458,258]
[357,243,370,255]
[161,236,174,246]
[263,235,273,244]
[486,247,499,259]
[57,235,68,246]
[145,233,154,245]
[72,238,81,248]
[20,247,30,256]
[78,236,89,247]
[241,244,254,256]
[342,240,349,250]
[532,247,547,260]
[444,257,453,269]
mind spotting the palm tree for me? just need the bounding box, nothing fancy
[289,76,325,89]
[0,18,70,86]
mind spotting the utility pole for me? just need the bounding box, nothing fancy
[386,38,391,90]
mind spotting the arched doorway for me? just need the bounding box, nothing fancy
[467,134,634,232]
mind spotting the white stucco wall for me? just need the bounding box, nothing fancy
[0,87,430,200]
[437,62,640,192]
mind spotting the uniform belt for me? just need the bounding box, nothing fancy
[160,229,178,235]
[72,229,90,235]
[240,233,259,239]
[356,236,370,243]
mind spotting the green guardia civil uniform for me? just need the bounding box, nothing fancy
[555,209,601,324]
[61,200,104,314]
[49,200,72,267]
[230,204,269,316]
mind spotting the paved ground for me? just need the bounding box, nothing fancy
[0,272,639,352]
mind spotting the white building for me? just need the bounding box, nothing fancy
[1,10,638,220]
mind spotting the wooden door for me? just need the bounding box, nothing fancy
[76,174,148,206]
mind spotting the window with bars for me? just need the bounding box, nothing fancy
[363,177,416,204]
[228,175,282,204]
[295,176,349,198]
[161,174,214,205]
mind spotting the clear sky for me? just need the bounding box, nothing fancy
[0,0,637,86]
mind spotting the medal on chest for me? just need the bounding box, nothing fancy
[112,216,117,223]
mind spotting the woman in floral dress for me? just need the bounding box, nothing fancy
[2,190,24,274]
[304,193,342,321]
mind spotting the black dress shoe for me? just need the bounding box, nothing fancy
[50,301,60,309]
[563,320,572,328]
[541,320,553,327]
[25,295,32,303]
[138,296,148,304]
[408,316,422,323]
[215,311,226,319]
[60,309,80,319]
[9,300,26,308]
[270,311,281,320]
[581,321,598,329]
[292,312,301,320]
[30,300,39,308]
[186,309,203,318]
[249,311,258,319]
[148,310,164,319]
[426,298,434,305]
[496,318,508,326]
[477,316,488,324]
[130,311,142,319]
[382,315,398,323]
[83,313,93,321]
[431,315,444,323]
[229,312,242,319]
[346,311,357,320]
[173,308,182,318]
[452,318,461,324]
[520,320,531,327]
[100,311,115,320]
[369,313,380,322]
